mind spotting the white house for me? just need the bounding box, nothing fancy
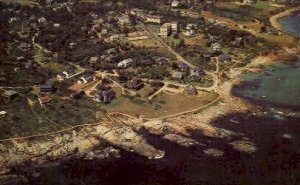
[63,69,75,78]
[243,0,255,5]
[38,17,47,23]
[118,14,131,26]
[53,23,60,28]
[186,23,197,30]
[78,74,93,84]
[184,29,195,36]
[0,111,7,118]
[211,43,221,52]
[117,58,133,68]
[172,0,180,7]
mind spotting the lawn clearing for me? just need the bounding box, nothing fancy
[104,87,219,118]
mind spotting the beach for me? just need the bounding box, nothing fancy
[270,6,300,31]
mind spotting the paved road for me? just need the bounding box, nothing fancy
[141,23,220,91]
[141,23,196,69]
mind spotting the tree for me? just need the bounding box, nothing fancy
[177,39,185,48]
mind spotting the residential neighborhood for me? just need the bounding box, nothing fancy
[1,0,300,184]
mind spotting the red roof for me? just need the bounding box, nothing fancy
[38,95,52,103]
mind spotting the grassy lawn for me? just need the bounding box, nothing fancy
[0,91,105,139]
[137,84,157,98]
[130,38,175,59]
[35,96,104,127]
[256,33,296,47]
[104,87,219,118]
[0,0,38,5]
[41,62,69,74]
[213,1,280,23]
[0,96,53,139]
[184,33,207,48]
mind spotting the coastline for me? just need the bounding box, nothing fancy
[2,4,300,182]
[270,6,300,31]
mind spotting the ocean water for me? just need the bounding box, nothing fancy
[279,10,300,37]
[233,58,300,108]
[233,11,300,109]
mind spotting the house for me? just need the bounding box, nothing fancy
[141,59,153,66]
[184,85,198,95]
[203,53,213,61]
[89,56,98,64]
[152,56,169,65]
[66,69,76,77]
[2,90,18,100]
[190,67,205,78]
[156,57,169,65]
[145,15,163,24]
[89,12,98,19]
[39,82,55,93]
[37,17,47,23]
[8,17,18,24]
[130,8,146,20]
[103,54,116,62]
[127,77,144,90]
[243,0,255,5]
[171,0,180,7]
[184,29,195,36]
[38,95,52,106]
[177,62,189,71]
[117,58,133,68]
[93,89,114,103]
[118,14,131,26]
[53,23,60,28]
[232,37,243,46]
[159,23,172,37]
[58,69,76,80]
[18,42,31,51]
[218,54,232,63]
[109,34,125,41]
[69,42,77,49]
[186,23,197,30]
[0,111,7,118]
[24,61,33,69]
[172,71,183,80]
[78,73,93,84]
[171,21,179,33]
[211,43,221,52]
[104,48,117,55]
[16,56,25,61]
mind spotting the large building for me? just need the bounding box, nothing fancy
[171,0,180,7]
[118,14,131,26]
[145,15,163,24]
[170,21,179,33]
[159,22,179,37]
[159,23,172,37]
[130,8,146,20]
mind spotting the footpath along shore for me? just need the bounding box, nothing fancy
[270,6,300,31]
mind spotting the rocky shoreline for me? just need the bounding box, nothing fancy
[1,6,300,184]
